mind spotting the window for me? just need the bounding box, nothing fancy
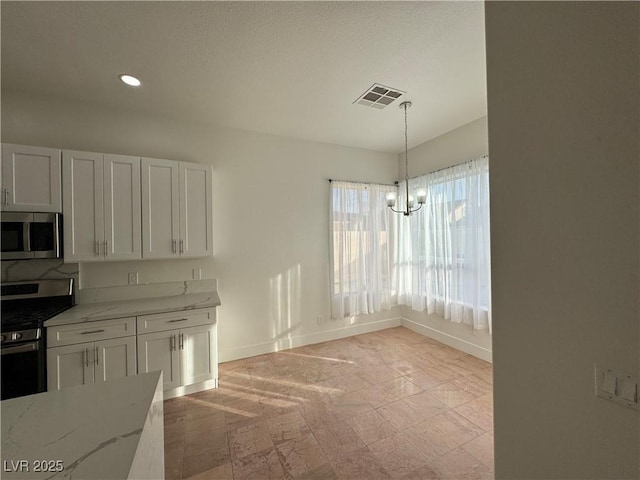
[397,157,491,331]
[330,181,397,319]
[329,157,491,332]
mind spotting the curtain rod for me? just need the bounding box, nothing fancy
[329,154,488,187]
[327,179,396,187]
[399,154,489,183]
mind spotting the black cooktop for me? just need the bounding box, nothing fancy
[2,304,72,331]
[1,279,75,333]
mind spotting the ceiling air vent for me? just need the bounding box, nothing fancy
[354,84,405,109]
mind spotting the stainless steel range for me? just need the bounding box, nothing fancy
[1,278,74,400]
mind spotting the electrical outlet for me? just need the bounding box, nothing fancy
[316,314,322,325]
[594,364,639,410]
[192,268,202,280]
[127,272,139,285]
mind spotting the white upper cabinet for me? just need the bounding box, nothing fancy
[63,151,141,262]
[62,151,104,262]
[142,158,212,259]
[103,154,142,260]
[179,162,213,258]
[1,144,62,212]
[141,158,180,259]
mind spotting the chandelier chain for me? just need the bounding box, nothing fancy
[404,103,409,182]
[388,100,423,217]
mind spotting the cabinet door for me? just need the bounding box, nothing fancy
[104,155,141,260]
[141,158,180,259]
[47,343,94,390]
[95,336,137,383]
[180,324,218,387]
[1,144,61,212]
[137,330,181,390]
[179,162,213,257]
[62,151,104,262]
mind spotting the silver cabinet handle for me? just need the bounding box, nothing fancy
[85,348,90,367]
[180,239,184,254]
[95,347,99,365]
[172,239,177,253]
[80,329,105,335]
[104,240,108,257]
[4,188,9,206]
[95,241,100,256]
[168,318,188,323]
[179,333,184,350]
[170,335,175,351]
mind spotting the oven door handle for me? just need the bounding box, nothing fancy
[1,342,38,355]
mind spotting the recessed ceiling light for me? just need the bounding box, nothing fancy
[118,74,142,87]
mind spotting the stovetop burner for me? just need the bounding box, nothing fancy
[2,305,73,331]
[1,279,75,337]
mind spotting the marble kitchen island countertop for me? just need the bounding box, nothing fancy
[44,291,221,327]
[1,371,164,480]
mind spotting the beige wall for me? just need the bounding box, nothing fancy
[400,116,488,179]
[486,2,639,478]
[399,116,492,359]
[1,90,401,361]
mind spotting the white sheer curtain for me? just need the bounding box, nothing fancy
[330,181,398,319]
[397,157,491,331]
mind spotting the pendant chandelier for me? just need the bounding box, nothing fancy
[387,101,426,216]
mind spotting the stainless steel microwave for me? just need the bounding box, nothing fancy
[0,212,61,260]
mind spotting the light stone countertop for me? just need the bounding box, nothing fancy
[1,371,164,480]
[44,291,221,327]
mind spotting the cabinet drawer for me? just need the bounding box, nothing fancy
[136,308,215,334]
[48,317,136,348]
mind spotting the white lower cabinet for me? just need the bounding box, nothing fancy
[136,310,218,399]
[47,343,94,390]
[47,336,136,390]
[96,337,137,383]
[136,330,182,391]
[181,324,218,386]
[47,307,218,398]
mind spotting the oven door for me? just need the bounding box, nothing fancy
[0,212,33,260]
[1,341,46,400]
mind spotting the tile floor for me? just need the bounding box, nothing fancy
[164,327,494,480]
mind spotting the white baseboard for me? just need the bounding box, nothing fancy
[163,379,217,400]
[219,317,402,363]
[401,317,492,363]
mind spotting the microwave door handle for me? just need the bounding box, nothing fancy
[23,221,31,252]
[53,214,61,257]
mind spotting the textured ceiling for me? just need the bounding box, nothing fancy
[1,1,487,153]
